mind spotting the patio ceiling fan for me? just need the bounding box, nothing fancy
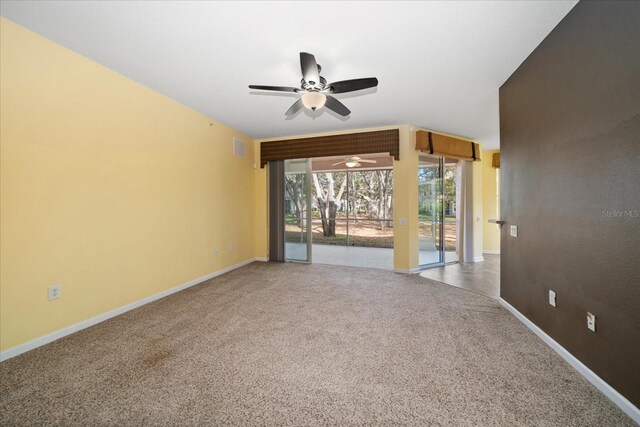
[248,52,378,117]
[332,156,377,168]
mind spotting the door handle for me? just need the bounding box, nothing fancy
[488,219,505,228]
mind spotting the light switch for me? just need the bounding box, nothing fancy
[549,290,556,307]
[510,225,518,237]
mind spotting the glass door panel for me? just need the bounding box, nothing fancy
[309,166,395,257]
[285,159,312,261]
[419,156,444,267]
[311,171,348,246]
[443,161,458,263]
[348,169,394,248]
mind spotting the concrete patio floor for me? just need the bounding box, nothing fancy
[285,243,457,270]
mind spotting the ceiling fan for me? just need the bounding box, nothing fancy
[249,52,378,117]
[332,156,377,168]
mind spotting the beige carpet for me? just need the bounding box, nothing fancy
[0,262,633,426]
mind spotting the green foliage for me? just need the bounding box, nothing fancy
[313,169,393,221]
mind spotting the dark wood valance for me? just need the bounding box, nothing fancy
[492,152,500,168]
[416,130,481,161]
[260,129,400,168]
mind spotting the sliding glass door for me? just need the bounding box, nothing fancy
[419,156,445,267]
[284,159,312,262]
[283,159,394,264]
[419,155,459,268]
[443,160,458,263]
[310,169,394,249]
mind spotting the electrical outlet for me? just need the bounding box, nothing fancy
[48,285,61,300]
[510,225,518,237]
[214,248,220,256]
[398,218,406,225]
[587,312,596,332]
[549,290,556,307]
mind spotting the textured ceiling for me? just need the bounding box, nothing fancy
[0,1,577,148]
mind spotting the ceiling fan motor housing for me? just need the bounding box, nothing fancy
[248,52,378,117]
[301,75,327,91]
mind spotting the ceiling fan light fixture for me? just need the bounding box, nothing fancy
[301,91,326,111]
[345,160,359,168]
[250,52,378,117]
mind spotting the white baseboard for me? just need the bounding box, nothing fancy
[499,298,640,424]
[254,257,268,262]
[394,267,421,274]
[0,257,263,362]
[473,256,485,262]
[483,250,500,255]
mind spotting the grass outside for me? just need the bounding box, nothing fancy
[286,219,394,248]
[419,221,457,251]
[419,214,456,222]
[285,218,457,250]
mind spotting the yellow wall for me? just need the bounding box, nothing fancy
[472,159,484,260]
[393,125,419,271]
[0,18,256,351]
[253,148,269,260]
[482,150,500,253]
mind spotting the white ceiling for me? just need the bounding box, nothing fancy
[0,1,577,148]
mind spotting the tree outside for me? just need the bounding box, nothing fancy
[418,162,457,252]
[285,162,457,251]
[285,169,394,248]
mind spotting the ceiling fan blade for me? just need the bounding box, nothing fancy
[300,52,320,86]
[249,85,299,93]
[358,159,377,163]
[285,98,304,116]
[331,160,347,166]
[328,77,378,94]
[324,95,351,116]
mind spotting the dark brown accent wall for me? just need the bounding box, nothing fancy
[260,129,399,167]
[500,1,640,406]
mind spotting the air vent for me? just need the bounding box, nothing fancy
[233,137,245,157]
